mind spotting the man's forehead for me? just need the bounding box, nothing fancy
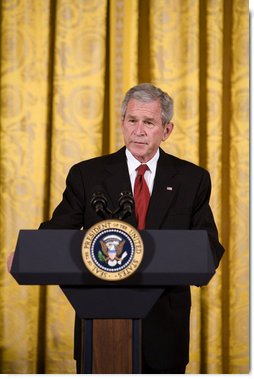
[125,99,161,115]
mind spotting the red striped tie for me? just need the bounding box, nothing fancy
[134,164,150,230]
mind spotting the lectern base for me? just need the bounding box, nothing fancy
[80,319,141,374]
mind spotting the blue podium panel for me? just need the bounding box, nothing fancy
[11,229,216,287]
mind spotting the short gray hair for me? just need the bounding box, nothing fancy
[121,83,173,126]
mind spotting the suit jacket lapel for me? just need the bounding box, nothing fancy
[146,149,179,229]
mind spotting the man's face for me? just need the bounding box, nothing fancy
[121,99,173,163]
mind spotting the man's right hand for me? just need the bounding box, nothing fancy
[7,252,14,272]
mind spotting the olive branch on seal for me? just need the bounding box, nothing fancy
[98,250,106,262]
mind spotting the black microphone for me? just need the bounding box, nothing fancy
[118,190,134,220]
[90,191,110,219]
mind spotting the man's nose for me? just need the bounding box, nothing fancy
[134,121,146,134]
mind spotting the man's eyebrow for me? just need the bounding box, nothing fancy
[143,116,156,122]
[126,114,137,119]
[126,115,156,121]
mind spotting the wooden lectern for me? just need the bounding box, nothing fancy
[11,229,216,373]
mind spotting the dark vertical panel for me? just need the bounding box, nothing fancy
[37,0,58,373]
[138,0,151,83]
[221,0,232,373]
[81,319,93,373]
[199,0,208,374]
[102,0,110,156]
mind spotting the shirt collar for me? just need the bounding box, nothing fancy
[125,148,160,175]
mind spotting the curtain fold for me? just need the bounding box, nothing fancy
[0,1,51,373]
[44,0,108,372]
[109,0,138,151]
[0,0,249,374]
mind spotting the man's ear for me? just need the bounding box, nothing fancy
[162,122,174,141]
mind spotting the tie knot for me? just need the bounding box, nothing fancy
[136,164,149,176]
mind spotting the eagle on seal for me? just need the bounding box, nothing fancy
[99,235,127,267]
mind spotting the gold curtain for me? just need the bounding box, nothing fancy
[0,0,249,374]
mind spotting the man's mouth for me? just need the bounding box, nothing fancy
[132,141,147,145]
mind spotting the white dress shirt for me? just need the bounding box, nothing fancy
[125,148,160,195]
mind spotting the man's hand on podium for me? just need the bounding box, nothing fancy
[7,252,14,272]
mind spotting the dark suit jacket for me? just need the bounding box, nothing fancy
[40,147,224,369]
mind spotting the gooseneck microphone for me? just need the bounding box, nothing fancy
[118,190,134,220]
[90,191,111,219]
[90,189,134,220]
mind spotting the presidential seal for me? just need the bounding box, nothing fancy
[82,220,144,281]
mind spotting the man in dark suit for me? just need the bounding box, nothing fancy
[40,83,224,373]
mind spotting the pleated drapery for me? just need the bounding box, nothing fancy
[0,0,249,374]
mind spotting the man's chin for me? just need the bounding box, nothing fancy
[130,145,146,155]
[128,146,148,162]
[130,143,147,152]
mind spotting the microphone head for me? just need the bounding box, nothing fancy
[91,191,108,207]
[118,190,134,218]
[90,191,108,218]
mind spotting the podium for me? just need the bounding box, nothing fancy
[11,229,216,373]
